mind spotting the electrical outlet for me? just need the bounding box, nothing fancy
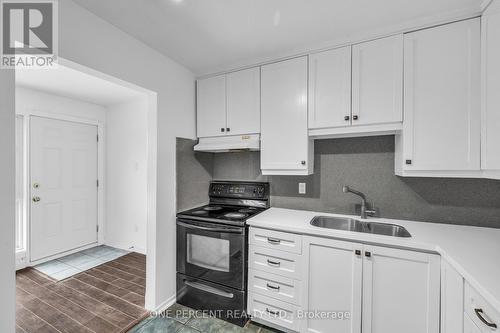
[299,182,306,194]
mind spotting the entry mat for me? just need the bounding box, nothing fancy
[34,245,130,281]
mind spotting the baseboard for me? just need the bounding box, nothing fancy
[104,241,146,255]
[153,294,176,313]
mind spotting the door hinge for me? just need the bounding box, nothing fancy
[96,225,99,233]
[96,179,99,187]
[97,134,99,142]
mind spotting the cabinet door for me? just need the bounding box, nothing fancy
[403,19,481,171]
[361,245,440,333]
[441,260,464,333]
[482,7,500,171]
[352,35,403,126]
[308,47,352,129]
[302,236,362,333]
[261,57,312,175]
[196,75,226,138]
[226,67,260,135]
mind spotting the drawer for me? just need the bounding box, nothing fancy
[249,228,302,254]
[249,245,303,279]
[247,292,300,332]
[464,282,500,332]
[248,268,302,305]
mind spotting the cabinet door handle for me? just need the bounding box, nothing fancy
[301,160,306,165]
[226,127,230,132]
[355,249,361,256]
[267,238,281,245]
[220,128,225,132]
[365,251,371,258]
[474,308,497,328]
[344,116,350,121]
[267,259,281,267]
[353,115,359,120]
[266,283,281,291]
[266,308,280,316]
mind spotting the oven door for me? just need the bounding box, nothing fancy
[177,219,246,290]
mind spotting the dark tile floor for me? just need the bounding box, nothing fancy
[128,303,283,333]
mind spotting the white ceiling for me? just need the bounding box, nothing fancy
[16,65,145,106]
[73,0,484,76]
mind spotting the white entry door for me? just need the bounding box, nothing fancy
[30,116,98,261]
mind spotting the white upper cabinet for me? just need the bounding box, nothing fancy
[261,57,313,175]
[197,75,226,138]
[308,46,352,129]
[482,4,500,178]
[352,35,403,126]
[308,36,403,138]
[396,19,481,176]
[226,67,261,135]
[197,68,260,138]
[361,245,440,333]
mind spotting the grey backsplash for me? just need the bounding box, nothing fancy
[177,136,500,228]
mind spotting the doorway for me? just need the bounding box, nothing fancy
[14,58,158,332]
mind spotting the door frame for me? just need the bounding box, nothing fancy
[15,57,158,310]
[16,112,104,267]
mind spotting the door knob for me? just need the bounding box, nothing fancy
[32,196,41,202]
[33,183,40,189]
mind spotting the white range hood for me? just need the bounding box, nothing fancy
[194,134,260,152]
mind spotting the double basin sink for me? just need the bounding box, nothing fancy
[311,216,411,238]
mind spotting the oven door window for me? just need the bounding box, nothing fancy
[187,234,230,272]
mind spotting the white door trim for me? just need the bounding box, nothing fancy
[14,111,105,267]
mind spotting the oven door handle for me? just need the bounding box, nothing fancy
[185,280,234,299]
[177,221,243,234]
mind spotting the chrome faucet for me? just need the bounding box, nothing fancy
[342,185,376,219]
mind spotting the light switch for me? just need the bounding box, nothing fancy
[299,182,306,194]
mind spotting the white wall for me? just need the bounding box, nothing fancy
[0,1,195,322]
[15,86,107,122]
[106,98,148,254]
[0,70,16,333]
[56,0,195,310]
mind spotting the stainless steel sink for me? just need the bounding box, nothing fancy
[310,216,411,238]
[310,216,363,232]
[363,221,411,237]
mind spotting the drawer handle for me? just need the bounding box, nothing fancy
[474,308,497,328]
[267,259,281,267]
[267,238,281,245]
[266,308,280,316]
[266,283,281,291]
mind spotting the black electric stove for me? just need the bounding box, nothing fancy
[176,181,270,327]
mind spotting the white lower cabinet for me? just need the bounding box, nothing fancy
[361,245,440,333]
[441,260,464,333]
[247,228,441,333]
[301,236,362,333]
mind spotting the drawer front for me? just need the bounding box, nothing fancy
[247,292,300,332]
[248,268,302,305]
[249,245,302,279]
[464,282,500,332]
[249,228,302,254]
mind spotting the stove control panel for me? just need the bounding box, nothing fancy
[209,182,269,199]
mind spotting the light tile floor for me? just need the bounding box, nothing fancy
[34,245,129,281]
[129,304,284,333]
